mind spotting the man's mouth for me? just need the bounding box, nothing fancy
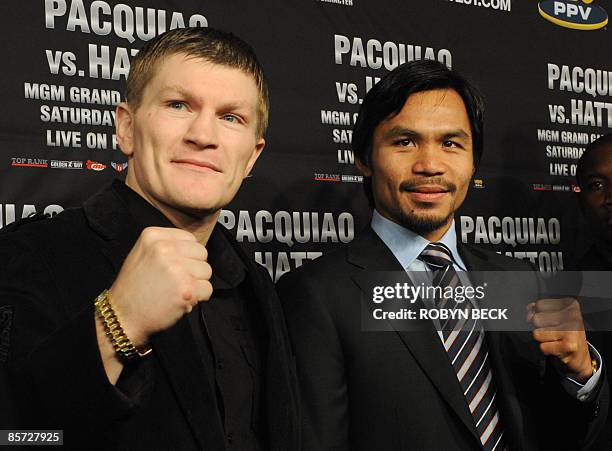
[400,180,455,202]
[171,159,221,173]
[406,186,449,202]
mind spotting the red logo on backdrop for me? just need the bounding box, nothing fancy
[86,160,106,171]
[10,157,48,168]
[111,162,128,173]
[314,172,341,182]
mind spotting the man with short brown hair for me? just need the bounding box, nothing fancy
[1,27,299,451]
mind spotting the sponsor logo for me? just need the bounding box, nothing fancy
[341,174,363,183]
[315,173,364,183]
[538,0,608,30]
[314,173,341,182]
[532,183,575,192]
[50,160,83,169]
[473,178,485,189]
[86,160,107,171]
[552,184,571,192]
[111,162,128,173]
[11,157,48,168]
[533,183,553,191]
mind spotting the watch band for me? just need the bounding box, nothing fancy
[94,289,152,360]
[592,357,599,374]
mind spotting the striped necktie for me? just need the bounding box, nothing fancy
[419,242,506,451]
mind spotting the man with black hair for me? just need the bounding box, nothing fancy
[278,60,607,450]
[575,134,612,450]
[576,134,612,270]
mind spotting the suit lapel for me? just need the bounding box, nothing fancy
[83,182,140,276]
[83,182,226,450]
[348,228,481,444]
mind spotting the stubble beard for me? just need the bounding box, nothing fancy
[393,177,457,235]
[394,205,454,236]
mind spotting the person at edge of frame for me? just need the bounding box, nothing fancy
[0,27,299,451]
[574,134,612,450]
[277,59,608,451]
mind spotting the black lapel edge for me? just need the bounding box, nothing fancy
[348,228,481,443]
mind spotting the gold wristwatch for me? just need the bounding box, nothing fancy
[592,356,599,374]
[94,289,152,360]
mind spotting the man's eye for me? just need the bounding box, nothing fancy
[168,101,186,110]
[443,140,459,148]
[222,114,239,123]
[395,139,414,147]
[587,180,605,191]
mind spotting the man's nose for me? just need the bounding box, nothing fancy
[411,144,446,176]
[184,111,219,149]
[604,182,612,206]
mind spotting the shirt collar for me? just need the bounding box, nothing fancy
[112,179,246,289]
[370,209,466,270]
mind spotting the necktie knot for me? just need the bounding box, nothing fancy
[418,242,454,270]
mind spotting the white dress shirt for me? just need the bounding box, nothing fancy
[370,209,602,402]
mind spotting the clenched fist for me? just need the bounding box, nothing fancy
[108,226,213,347]
[527,298,593,383]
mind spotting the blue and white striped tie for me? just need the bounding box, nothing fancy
[419,242,506,451]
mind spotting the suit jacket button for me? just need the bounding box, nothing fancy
[594,402,600,418]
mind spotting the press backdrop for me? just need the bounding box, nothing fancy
[1,0,609,281]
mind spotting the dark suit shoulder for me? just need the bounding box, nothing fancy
[0,208,93,280]
[277,246,351,287]
[0,207,89,248]
[460,243,536,271]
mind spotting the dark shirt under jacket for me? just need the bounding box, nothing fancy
[0,180,301,451]
[116,182,267,451]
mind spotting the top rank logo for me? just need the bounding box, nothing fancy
[538,0,608,30]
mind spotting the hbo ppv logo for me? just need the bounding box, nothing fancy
[538,0,608,30]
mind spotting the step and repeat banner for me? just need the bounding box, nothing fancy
[0,0,609,281]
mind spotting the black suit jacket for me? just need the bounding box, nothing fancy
[277,226,607,451]
[0,183,300,451]
[573,245,612,451]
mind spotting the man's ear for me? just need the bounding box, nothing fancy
[243,138,266,178]
[355,157,372,177]
[115,102,135,157]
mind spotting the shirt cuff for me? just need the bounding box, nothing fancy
[559,342,603,403]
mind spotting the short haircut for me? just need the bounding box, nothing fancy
[126,27,269,138]
[576,133,612,188]
[352,60,485,205]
